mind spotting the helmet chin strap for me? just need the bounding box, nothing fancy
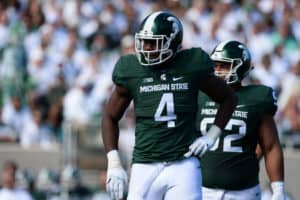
[143,54,160,63]
[141,48,173,66]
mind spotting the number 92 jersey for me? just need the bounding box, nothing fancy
[197,85,277,190]
[112,48,214,163]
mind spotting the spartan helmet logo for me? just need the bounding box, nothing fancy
[239,44,249,62]
[166,16,180,46]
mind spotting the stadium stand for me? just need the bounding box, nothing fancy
[0,0,299,199]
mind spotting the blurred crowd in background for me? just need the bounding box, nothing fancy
[0,160,110,200]
[0,0,299,199]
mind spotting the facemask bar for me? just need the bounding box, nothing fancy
[212,57,243,84]
[135,33,173,66]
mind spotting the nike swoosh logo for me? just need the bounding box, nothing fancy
[173,77,183,81]
[236,105,246,108]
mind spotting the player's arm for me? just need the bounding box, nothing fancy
[101,85,132,200]
[199,75,238,129]
[102,85,132,153]
[255,144,263,160]
[185,75,237,157]
[258,114,285,199]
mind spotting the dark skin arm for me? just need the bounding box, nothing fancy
[255,144,263,160]
[258,114,284,182]
[101,85,132,153]
[199,75,238,129]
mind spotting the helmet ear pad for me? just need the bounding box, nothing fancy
[135,11,183,66]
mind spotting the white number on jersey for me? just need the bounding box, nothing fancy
[200,117,246,153]
[154,93,177,128]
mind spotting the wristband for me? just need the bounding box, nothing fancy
[107,150,122,169]
[207,125,222,140]
[271,181,285,194]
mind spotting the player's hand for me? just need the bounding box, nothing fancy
[184,125,221,158]
[271,181,286,200]
[106,150,128,200]
[106,166,128,200]
[184,135,215,157]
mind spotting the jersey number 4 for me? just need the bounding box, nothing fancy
[200,118,246,153]
[154,93,177,128]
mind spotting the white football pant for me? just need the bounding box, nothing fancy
[202,184,261,200]
[127,157,202,200]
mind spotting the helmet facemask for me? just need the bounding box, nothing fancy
[135,34,173,66]
[213,57,243,84]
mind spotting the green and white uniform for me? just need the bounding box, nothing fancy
[113,47,213,163]
[197,85,277,190]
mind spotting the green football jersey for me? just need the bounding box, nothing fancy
[197,85,277,190]
[112,48,214,163]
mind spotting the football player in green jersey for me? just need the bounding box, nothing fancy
[197,40,286,200]
[101,11,237,200]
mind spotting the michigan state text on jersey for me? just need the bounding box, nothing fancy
[198,85,277,190]
[197,40,285,200]
[113,47,213,163]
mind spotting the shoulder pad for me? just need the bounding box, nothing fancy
[243,85,278,115]
[174,48,214,75]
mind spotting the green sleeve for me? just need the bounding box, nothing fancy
[195,48,214,79]
[112,56,128,88]
[201,50,214,76]
[261,87,278,116]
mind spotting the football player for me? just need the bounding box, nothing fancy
[197,40,286,200]
[102,11,237,200]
